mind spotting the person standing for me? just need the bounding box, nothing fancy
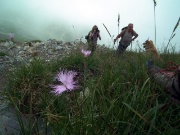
[114,23,138,55]
[87,25,101,52]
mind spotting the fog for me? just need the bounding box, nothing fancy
[0,0,180,52]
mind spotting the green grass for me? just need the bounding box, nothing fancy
[3,48,180,135]
[0,51,7,56]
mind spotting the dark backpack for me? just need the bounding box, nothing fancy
[121,26,134,38]
[85,31,91,40]
[121,26,128,31]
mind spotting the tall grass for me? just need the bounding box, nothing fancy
[153,0,157,46]
[2,47,180,134]
[166,17,180,52]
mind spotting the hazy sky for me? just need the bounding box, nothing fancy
[0,0,180,52]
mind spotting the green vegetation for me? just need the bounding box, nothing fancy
[3,48,180,135]
[0,51,7,56]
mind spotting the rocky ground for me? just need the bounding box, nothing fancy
[0,39,109,134]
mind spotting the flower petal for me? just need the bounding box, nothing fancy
[52,70,78,95]
[81,49,91,57]
[56,71,67,84]
[51,85,67,96]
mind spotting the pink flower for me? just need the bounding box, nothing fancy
[81,49,91,57]
[9,33,14,39]
[51,70,78,96]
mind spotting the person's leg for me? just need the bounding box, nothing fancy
[91,43,97,52]
[146,59,180,104]
[116,43,126,56]
[87,42,93,51]
[166,66,180,103]
[146,59,174,86]
[160,69,180,110]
